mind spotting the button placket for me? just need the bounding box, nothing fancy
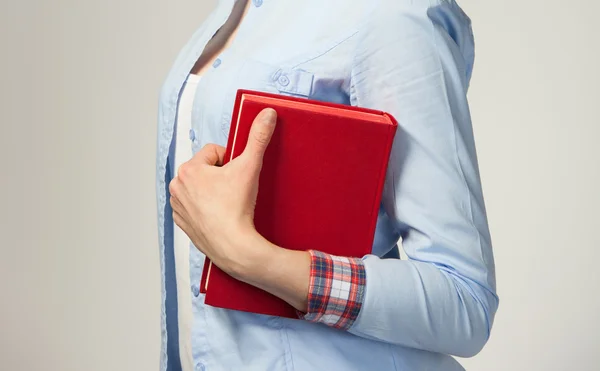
[191,285,200,297]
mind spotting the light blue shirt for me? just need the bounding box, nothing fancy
[156,0,498,370]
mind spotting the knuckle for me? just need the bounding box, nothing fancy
[168,179,177,195]
[178,163,189,178]
[203,143,217,153]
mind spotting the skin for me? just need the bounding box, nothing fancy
[191,0,250,76]
[169,108,311,312]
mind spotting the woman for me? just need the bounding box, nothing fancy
[157,0,498,370]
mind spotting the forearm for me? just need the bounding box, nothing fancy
[233,232,311,313]
[234,233,495,357]
[349,256,497,357]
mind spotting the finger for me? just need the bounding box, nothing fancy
[195,143,226,166]
[169,176,183,200]
[169,176,189,204]
[242,108,277,162]
[170,193,195,233]
[172,209,191,234]
[169,193,184,214]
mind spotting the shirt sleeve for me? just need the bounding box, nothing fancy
[301,1,499,358]
[298,250,366,330]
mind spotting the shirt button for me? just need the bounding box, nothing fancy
[212,58,222,68]
[278,75,290,86]
[253,0,263,7]
[189,129,196,141]
[191,285,200,297]
[195,363,206,371]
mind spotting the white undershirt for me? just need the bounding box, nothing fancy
[173,73,201,371]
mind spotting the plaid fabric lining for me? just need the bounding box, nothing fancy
[298,250,366,330]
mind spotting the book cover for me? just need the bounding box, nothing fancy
[200,89,397,318]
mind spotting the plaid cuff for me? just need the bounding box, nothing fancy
[298,250,366,330]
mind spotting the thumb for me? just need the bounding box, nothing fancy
[242,108,277,162]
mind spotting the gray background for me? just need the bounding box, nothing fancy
[1,0,598,370]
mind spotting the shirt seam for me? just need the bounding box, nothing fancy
[281,326,296,371]
[428,2,494,336]
[428,8,479,247]
[290,30,360,70]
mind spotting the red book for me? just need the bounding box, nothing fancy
[200,89,397,318]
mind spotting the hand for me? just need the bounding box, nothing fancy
[169,107,310,312]
[168,108,278,278]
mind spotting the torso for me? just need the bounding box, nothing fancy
[190,0,250,76]
[156,1,473,370]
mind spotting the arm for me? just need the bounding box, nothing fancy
[237,1,498,358]
[345,1,498,357]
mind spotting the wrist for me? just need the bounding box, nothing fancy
[244,245,310,312]
[229,230,310,312]
[226,228,276,281]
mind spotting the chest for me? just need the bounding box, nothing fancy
[160,1,372,154]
